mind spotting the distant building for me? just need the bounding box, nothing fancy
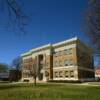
[95,67,100,81]
[0,72,9,81]
[21,37,95,82]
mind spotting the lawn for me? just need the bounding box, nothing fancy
[88,82,100,85]
[0,83,100,100]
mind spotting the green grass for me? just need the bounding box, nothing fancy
[88,82,100,85]
[0,83,100,100]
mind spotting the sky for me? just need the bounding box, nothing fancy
[0,0,95,65]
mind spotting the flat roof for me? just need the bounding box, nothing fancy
[30,43,51,52]
[21,37,92,57]
[52,37,77,47]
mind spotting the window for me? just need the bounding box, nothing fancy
[69,48,73,54]
[59,61,63,66]
[54,52,59,57]
[46,62,49,68]
[55,72,58,77]
[64,48,73,55]
[59,71,63,77]
[45,71,49,77]
[54,61,59,67]
[70,71,74,77]
[69,60,74,66]
[64,60,69,66]
[64,59,74,66]
[64,49,68,55]
[54,51,63,57]
[23,72,29,78]
[65,71,69,77]
[58,51,62,56]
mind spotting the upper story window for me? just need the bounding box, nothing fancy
[59,61,63,66]
[54,52,59,57]
[69,60,74,66]
[54,51,64,57]
[64,48,73,55]
[54,61,59,67]
[46,62,49,68]
[58,51,62,56]
[64,60,69,66]
[23,58,32,63]
[64,59,74,66]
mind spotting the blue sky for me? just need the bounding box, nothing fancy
[0,0,92,65]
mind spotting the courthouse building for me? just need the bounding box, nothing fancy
[21,37,95,82]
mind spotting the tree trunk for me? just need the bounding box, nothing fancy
[34,76,36,86]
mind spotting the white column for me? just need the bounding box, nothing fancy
[42,54,47,81]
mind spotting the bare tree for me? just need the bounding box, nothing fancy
[0,0,28,34]
[12,56,22,70]
[30,56,39,86]
[85,0,100,54]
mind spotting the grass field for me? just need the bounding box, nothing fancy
[0,83,100,100]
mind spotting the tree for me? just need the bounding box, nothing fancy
[0,63,9,73]
[30,56,39,86]
[85,0,100,54]
[0,0,28,33]
[12,56,22,70]
[9,57,22,82]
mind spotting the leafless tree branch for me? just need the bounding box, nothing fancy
[0,0,28,34]
[85,0,100,54]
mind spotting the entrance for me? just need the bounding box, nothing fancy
[38,54,44,80]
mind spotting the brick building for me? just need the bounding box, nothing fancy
[21,37,95,82]
[95,67,100,81]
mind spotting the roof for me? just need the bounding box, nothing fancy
[53,37,78,47]
[21,37,92,57]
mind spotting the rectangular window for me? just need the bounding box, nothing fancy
[55,72,58,77]
[69,60,74,66]
[64,60,69,66]
[58,51,62,56]
[70,71,74,77]
[59,61,63,66]
[65,71,69,77]
[46,62,49,68]
[59,71,63,77]
[54,51,63,57]
[54,52,59,57]
[54,61,59,67]
[64,60,74,66]
[64,48,73,55]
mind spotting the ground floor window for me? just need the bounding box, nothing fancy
[70,71,74,77]
[59,71,63,77]
[65,71,69,77]
[53,70,75,78]
[54,72,58,78]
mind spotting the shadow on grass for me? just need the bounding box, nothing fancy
[0,83,62,90]
[0,84,24,90]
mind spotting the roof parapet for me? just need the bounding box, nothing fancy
[21,51,32,57]
[21,43,51,57]
[30,43,51,53]
[53,37,78,47]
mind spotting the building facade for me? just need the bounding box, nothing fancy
[21,37,95,82]
[95,67,100,81]
[0,72,9,81]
